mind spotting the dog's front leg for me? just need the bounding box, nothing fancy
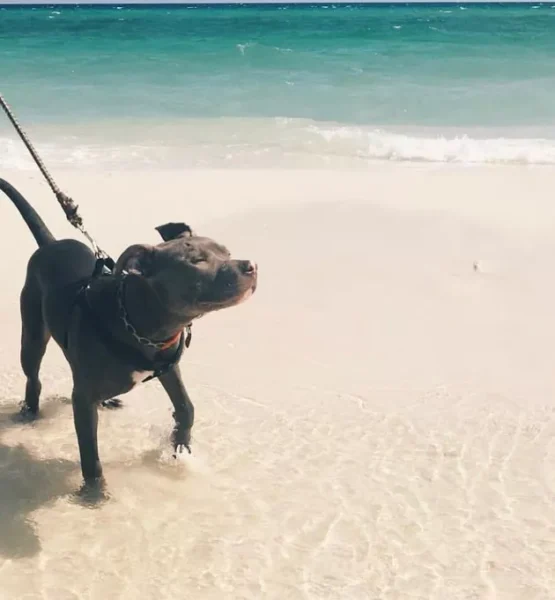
[72,390,103,481]
[158,365,194,454]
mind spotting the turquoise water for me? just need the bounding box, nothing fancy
[2,3,555,167]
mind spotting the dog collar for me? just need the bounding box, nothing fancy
[117,273,192,351]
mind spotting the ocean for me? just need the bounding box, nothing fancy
[2,3,555,168]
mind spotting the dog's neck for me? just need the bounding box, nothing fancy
[121,274,194,342]
[87,274,194,346]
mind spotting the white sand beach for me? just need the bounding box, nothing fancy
[1,165,555,599]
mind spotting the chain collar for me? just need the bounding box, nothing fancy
[117,272,192,350]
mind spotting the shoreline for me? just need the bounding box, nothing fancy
[4,115,555,170]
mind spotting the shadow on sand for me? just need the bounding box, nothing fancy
[0,397,76,559]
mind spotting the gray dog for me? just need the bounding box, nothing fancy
[0,178,257,484]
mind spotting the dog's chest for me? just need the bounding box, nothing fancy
[131,371,154,386]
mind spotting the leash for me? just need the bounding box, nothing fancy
[2,92,192,375]
[0,92,114,271]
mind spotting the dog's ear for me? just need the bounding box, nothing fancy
[114,244,155,276]
[155,222,193,241]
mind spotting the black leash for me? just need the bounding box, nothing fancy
[0,92,114,270]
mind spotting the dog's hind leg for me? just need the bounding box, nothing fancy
[20,281,50,416]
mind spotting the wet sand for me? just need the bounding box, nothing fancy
[1,166,555,599]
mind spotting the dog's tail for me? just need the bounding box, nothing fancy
[0,178,55,247]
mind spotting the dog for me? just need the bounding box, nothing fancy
[0,178,257,483]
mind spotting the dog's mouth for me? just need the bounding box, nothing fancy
[197,268,257,312]
[236,283,256,305]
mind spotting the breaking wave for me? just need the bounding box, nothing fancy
[3,118,555,170]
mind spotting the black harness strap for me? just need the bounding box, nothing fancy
[64,271,185,383]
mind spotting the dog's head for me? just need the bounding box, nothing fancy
[114,222,257,319]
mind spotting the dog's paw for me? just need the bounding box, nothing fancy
[101,398,124,409]
[17,402,38,422]
[171,425,192,458]
[172,443,192,458]
[72,478,111,507]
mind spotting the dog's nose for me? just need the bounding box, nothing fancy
[240,260,257,275]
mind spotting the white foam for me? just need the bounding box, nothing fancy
[236,42,256,56]
[308,124,555,165]
[4,119,555,170]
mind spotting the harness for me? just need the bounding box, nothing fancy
[64,258,191,383]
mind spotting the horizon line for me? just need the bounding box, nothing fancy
[0,1,549,5]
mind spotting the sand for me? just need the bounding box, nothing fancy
[1,165,555,599]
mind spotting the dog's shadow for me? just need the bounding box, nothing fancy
[0,398,76,559]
